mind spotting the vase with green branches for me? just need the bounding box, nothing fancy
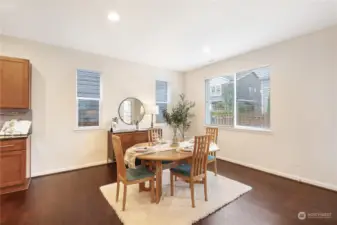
[162,94,195,146]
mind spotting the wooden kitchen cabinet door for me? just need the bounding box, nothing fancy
[0,56,30,109]
[0,150,26,188]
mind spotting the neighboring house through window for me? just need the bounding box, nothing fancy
[76,69,101,128]
[205,67,270,130]
[210,84,222,96]
[155,80,168,123]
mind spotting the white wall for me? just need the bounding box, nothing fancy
[184,25,337,190]
[0,35,183,177]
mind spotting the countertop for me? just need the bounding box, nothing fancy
[0,134,31,140]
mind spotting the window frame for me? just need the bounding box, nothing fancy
[155,80,169,124]
[75,69,102,130]
[205,66,271,132]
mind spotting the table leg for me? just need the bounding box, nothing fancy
[155,160,163,204]
[139,160,146,192]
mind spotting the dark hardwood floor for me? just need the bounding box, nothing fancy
[1,160,337,225]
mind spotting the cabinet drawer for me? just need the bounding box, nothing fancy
[0,139,26,152]
[134,131,148,143]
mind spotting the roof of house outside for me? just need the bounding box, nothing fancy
[237,67,270,80]
[209,76,233,85]
[208,67,270,86]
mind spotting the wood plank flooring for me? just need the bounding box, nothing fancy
[1,160,337,225]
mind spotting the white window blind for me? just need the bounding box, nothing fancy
[205,67,270,130]
[76,69,101,128]
[155,80,168,123]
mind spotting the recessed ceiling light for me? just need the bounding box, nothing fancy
[202,46,211,54]
[108,11,120,22]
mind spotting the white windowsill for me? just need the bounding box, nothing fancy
[204,124,272,134]
[154,123,167,128]
[74,126,105,132]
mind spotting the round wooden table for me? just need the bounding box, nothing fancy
[130,142,219,203]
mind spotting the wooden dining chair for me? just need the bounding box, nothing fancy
[147,128,173,167]
[206,127,218,175]
[170,135,211,208]
[112,135,155,211]
[148,128,163,143]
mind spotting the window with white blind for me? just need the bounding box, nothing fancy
[205,66,270,130]
[155,80,168,123]
[76,69,101,128]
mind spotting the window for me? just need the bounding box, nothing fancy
[76,69,101,128]
[155,80,168,123]
[205,67,270,130]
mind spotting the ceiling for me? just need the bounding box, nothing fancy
[1,0,337,72]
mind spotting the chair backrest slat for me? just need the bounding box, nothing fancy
[112,135,126,179]
[191,135,211,177]
[148,128,163,143]
[206,127,218,144]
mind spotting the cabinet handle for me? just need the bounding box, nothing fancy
[0,145,15,148]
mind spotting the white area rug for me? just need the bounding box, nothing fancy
[100,171,252,225]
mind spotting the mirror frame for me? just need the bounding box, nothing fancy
[118,97,145,125]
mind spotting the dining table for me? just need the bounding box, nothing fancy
[124,141,220,203]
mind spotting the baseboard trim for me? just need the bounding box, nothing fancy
[31,161,108,178]
[217,156,337,192]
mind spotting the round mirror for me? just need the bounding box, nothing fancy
[118,98,145,125]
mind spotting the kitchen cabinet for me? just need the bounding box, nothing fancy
[0,56,31,109]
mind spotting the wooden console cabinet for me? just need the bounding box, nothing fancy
[0,137,30,194]
[107,130,149,163]
[0,56,31,109]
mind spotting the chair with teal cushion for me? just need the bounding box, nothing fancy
[170,164,191,176]
[206,127,218,176]
[147,129,175,169]
[148,128,163,144]
[207,155,215,161]
[112,135,155,211]
[126,166,155,181]
[170,135,211,208]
